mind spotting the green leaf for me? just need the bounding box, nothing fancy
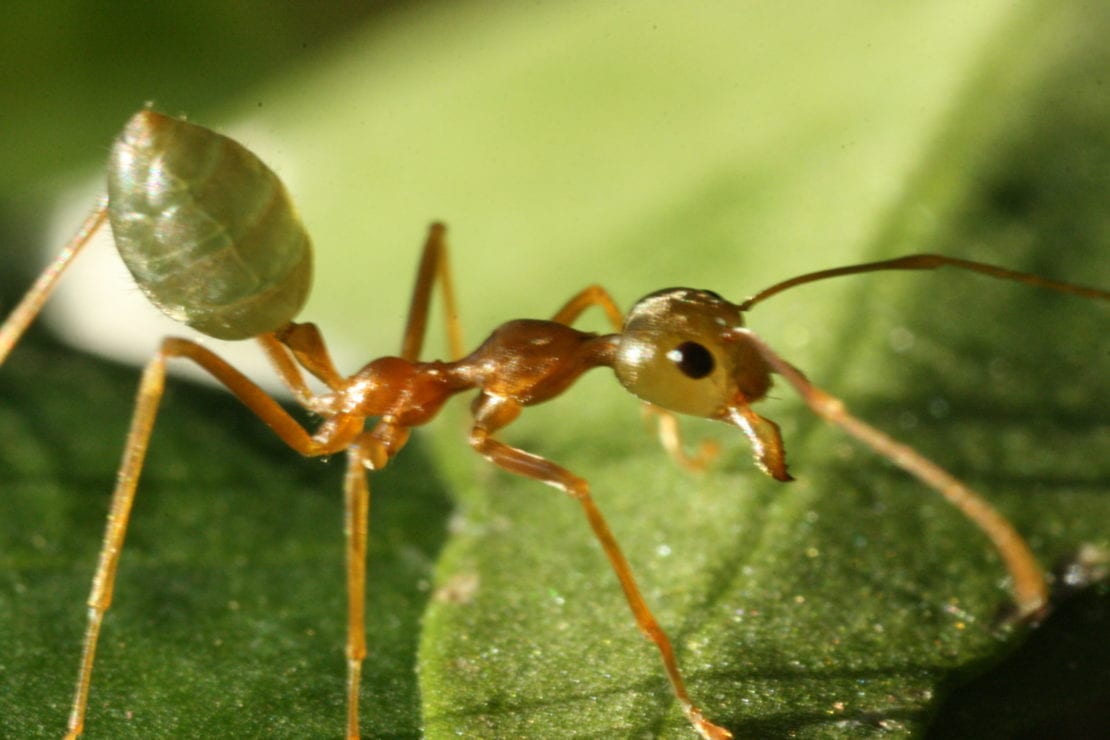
[1,2,1108,739]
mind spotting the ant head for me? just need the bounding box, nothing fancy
[613,288,773,420]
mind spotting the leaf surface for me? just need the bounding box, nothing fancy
[1,2,1107,738]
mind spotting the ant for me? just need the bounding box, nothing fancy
[1,109,1107,739]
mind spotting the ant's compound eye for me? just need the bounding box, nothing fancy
[613,288,744,418]
[667,341,715,379]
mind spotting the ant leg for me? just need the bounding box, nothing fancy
[340,424,406,740]
[64,337,363,738]
[256,331,325,408]
[400,222,464,362]
[231,331,396,739]
[737,328,1049,620]
[641,403,721,472]
[257,326,346,415]
[468,398,732,740]
[342,441,372,739]
[550,284,624,330]
[0,200,108,365]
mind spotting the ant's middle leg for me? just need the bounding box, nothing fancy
[264,221,465,398]
[467,395,732,740]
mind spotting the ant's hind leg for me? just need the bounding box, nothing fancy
[64,337,358,738]
[65,342,172,738]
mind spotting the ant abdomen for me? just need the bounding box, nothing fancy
[107,110,312,340]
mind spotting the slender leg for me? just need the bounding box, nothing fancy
[64,346,165,739]
[342,443,371,739]
[255,332,402,738]
[550,284,624,330]
[642,403,721,472]
[267,323,345,394]
[63,337,365,738]
[400,223,464,362]
[341,422,412,738]
[0,200,108,365]
[468,397,732,740]
[738,328,1049,619]
[256,331,324,409]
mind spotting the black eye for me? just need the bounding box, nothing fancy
[666,341,715,379]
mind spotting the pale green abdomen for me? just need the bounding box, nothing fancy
[107,110,312,340]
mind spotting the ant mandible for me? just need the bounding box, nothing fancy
[1,109,1107,740]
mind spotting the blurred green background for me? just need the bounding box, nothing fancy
[1,2,1107,738]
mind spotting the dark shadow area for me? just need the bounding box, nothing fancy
[927,585,1110,740]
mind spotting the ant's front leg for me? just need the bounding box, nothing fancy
[739,327,1049,620]
[467,393,732,740]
